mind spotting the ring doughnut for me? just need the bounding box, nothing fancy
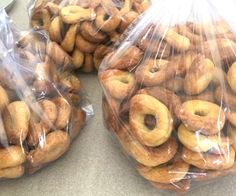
[178,124,230,154]
[61,24,78,53]
[60,6,96,24]
[48,16,63,43]
[27,130,70,168]
[0,146,26,169]
[178,100,225,135]
[151,179,191,193]
[137,86,182,118]
[0,165,24,179]
[81,54,94,72]
[215,86,236,109]
[3,101,31,144]
[53,97,71,130]
[227,62,236,93]
[129,94,173,147]
[80,21,107,43]
[182,147,235,170]
[135,59,174,86]
[116,125,177,167]
[72,49,84,69]
[100,69,135,100]
[31,9,51,30]
[107,46,143,70]
[137,158,190,183]
[184,56,215,95]
[75,34,97,54]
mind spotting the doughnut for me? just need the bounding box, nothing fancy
[129,94,173,147]
[31,9,51,30]
[80,21,107,43]
[3,101,31,144]
[118,11,138,33]
[0,85,9,112]
[215,86,236,110]
[27,131,70,168]
[69,108,86,140]
[227,62,236,93]
[178,100,225,135]
[151,179,191,193]
[107,46,143,70]
[164,77,184,93]
[48,16,62,43]
[178,124,230,154]
[46,42,72,70]
[95,7,121,32]
[60,6,96,24]
[116,125,177,167]
[137,86,182,118]
[184,56,215,95]
[182,147,235,170]
[81,54,94,72]
[227,110,236,127]
[135,59,175,86]
[0,146,26,169]
[58,71,81,92]
[61,24,78,53]
[137,158,190,183]
[53,97,71,130]
[100,69,135,100]
[72,49,84,69]
[0,165,24,179]
[75,34,97,54]
[156,27,191,51]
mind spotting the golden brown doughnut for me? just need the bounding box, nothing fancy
[53,97,71,130]
[27,131,70,168]
[178,100,225,135]
[80,21,107,43]
[95,7,121,32]
[137,158,190,183]
[48,16,63,43]
[31,9,51,30]
[3,101,30,144]
[0,146,26,169]
[151,179,191,193]
[178,124,230,154]
[107,46,143,70]
[182,147,235,170]
[184,56,215,95]
[100,69,135,100]
[75,34,97,54]
[72,49,85,69]
[61,24,78,53]
[0,165,24,179]
[227,62,236,93]
[116,125,177,167]
[81,53,94,72]
[60,6,96,24]
[129,94,173,147]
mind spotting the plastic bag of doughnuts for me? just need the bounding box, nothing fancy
[99,0,236,193]
[27,0,151,72]
[0,9,93,178]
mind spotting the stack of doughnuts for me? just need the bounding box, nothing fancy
[0,29,87,178]
[99,20,236,193]
[30,0,150,72]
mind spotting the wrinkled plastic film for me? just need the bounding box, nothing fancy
[99,0,236,193]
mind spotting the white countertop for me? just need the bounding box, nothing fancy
[0,0,234,195]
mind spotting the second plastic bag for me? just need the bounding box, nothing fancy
[99,0,236,193]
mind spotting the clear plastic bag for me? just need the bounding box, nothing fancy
[0,9,93,178]
[99,0,236,193]
[27,0,151,72]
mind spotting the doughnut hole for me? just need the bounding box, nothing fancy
[144,114,156,130]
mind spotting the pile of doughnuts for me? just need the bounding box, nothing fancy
[29,0,150,72]
[0,29,87,178]
[99,20,236,193]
